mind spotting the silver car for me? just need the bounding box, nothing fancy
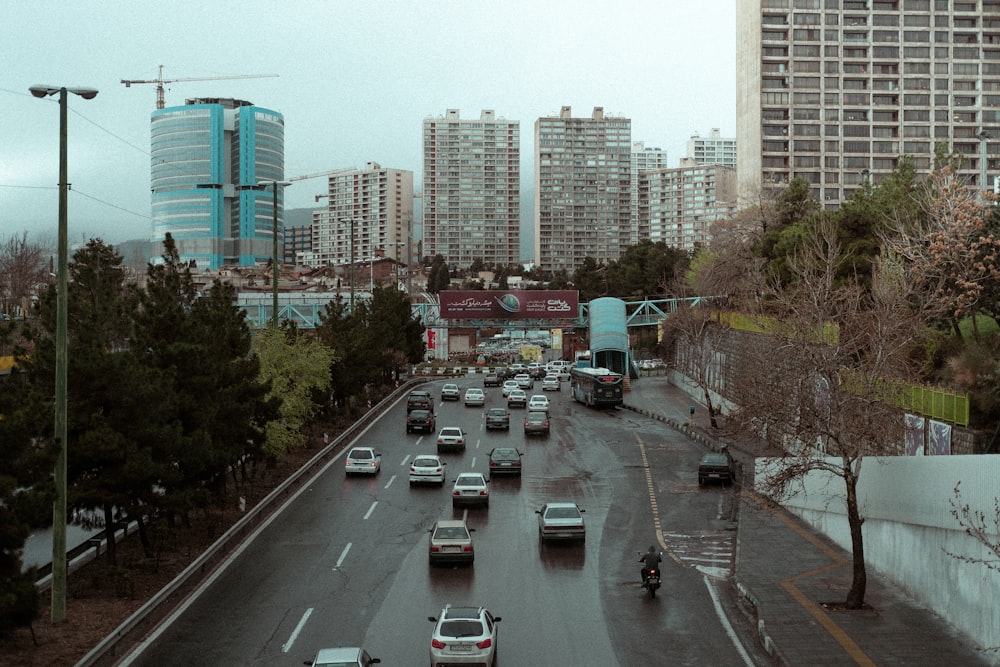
[463,388,486,406]
[436,427,466,452]
[536,502,586,542]
[344,447,381,476]
[304,647,380,666]
[428,519,475,565]
[452,472,489,508]
[428,605,501,666]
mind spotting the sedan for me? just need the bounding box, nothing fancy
[428,605,501,667]
[541,375,560,391]
[344,447,381,476]
[501,380,519,397]
[484,407,510,430]
[698,451,737,486]
[436,427,467,452]
[406,409,436,434]
[527,394,550,412]
[452,473,489,508]
[514,373,534,390]
[536,502,586,542]
[483,371,501,387]
[507,389,527,408]
[441,383,460,401]
[304,647,380,666]
[428,519,475,565]
[409,454,446,486]
[523,411,550,436]
[463,388,486,407]
[488,447,523,477]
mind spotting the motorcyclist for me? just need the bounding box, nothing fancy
[638,545,662,583]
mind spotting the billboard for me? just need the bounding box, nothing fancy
[439,290,579,320]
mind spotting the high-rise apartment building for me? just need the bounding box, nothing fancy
[150,97,284,269]
[737,0,999,208]
[687,128,737,169]
[638,165,737,250]
[534,106,632,273]
[631,142,670,244]
[422,110,520,268]
[302,162,413,273]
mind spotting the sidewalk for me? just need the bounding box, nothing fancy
[623,374,990,666]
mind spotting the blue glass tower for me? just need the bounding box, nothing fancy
[150,97,284,269]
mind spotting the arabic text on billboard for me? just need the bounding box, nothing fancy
[439,291,579,319]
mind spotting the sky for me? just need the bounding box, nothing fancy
[1,0,736,255]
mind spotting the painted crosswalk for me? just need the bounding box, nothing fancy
[661,530,736,578]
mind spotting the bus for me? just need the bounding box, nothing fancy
[569,366,624,408]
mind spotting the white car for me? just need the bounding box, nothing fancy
[507,388,527,408]
[344,447,381,475]
[409,454,446,486]
[514,373,534,390]
[305,647,380,666]
[428,605,501,666]
[501,380,519,397]
[441,383,460,401]
[436,427,466,452]
[452,472,489,508]
[463,388,486,406]
[541,375,560,391]
[527,394,550,412]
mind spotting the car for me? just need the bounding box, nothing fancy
[483,371,501,387]
[406,408,436,434]
[541,374,560,391]
[344,447,381,475]
[527,394,550,412]
[485,407,511,430]
[304,647,380,666]
[514,373,534,390]
[501,380,519,397]
[436,427,467,452]
[451,472,489,508]
[488,447,523,477]
[523,411,550,436]
[441,383,460,401]
[407,390,434,413]
[557,367,571,381]
[536,502,586,542]
[698,451,737,486]
[464,388,486,407]
[530,365,548,380]
[507,388,527,408]
[428,519,475,565]
[428,605,501,667]
[409,454,447,486]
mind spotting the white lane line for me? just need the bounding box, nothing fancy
[333,542,352,570]
[400,454,411,465]
[363,501,378,520]
[470,456,477,468]
[385,474,397,489]
[703,575,755,666]
[282,607,313,653]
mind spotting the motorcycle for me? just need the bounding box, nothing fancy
[643,568,661,598]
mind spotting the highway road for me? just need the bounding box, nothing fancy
[120,375,768,666]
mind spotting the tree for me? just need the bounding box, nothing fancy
[660,301,724,429]
[727,215,926,609]
[607,240,689,299]
[426,255,451,294]
[0,231,49,321]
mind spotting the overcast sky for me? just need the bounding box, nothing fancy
[1,0,736,250]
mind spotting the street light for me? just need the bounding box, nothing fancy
[29,84,98,625]
[257,180,291,328]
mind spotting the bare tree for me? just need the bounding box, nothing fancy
[947,482,1000,573]
[0,232,49,320]
[661,300,725,429]
[727,215,926,609]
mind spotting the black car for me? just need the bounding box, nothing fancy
[698,451,737,485]
[488,447,523,476]
[485,407,511,430]
[406,390,434,413]
[406,409,436,433]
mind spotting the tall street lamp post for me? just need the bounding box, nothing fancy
[257,180,291,328]
[29,84,98,624]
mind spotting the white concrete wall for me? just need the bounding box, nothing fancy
[757,455,1000,655]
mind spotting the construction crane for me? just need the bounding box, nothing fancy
[121,64,279,109]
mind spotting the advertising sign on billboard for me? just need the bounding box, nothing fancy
[439,290,579,320]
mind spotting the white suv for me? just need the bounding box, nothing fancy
[428,605,502,666]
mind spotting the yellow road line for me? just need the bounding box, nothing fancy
[633,432,683,565]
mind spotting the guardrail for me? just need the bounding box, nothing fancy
[76,380,423,666]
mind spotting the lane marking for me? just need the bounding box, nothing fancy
[632,432,678,563]
[282,607,312,653]
[384,474,397,489]
[333,542,351,570]
[400,454,411,465]
[363,501,378,520]
[704,577,755,666]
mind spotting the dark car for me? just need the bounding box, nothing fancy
[485,407,511,430]
[483,371,501,387]
[488,447,523,477]
[406,409,436,433]
[698,451,737,486]
[523,411,550,436]
[407,390,434,413]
